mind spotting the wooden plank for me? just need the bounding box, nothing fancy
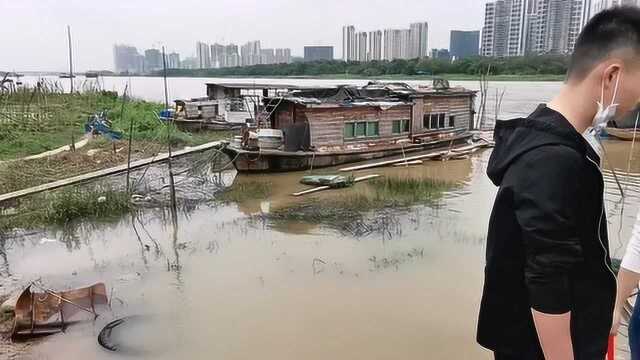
[338,143,480,172]
[292,174,381,197]
[0,141,225,203]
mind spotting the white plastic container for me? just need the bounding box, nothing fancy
[257,129,284,150]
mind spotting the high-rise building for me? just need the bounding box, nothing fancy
[134,55,145,74]
[168,52,181,69]
[483,0,592,57]
[342,25,357,61]
[225,44,240,67]
[431,48,452,61]
[196,42,211,69]
[481,0,525,57]
[383,29,394,60]
[210,43,225,68]
[593,0,638,13]
[399,29,411,59]
[260,49,275,64]
[368,31,382,61]
[533,0,589,55]
[409,22,429,58]
[283,49,292,64]
[383,29,407,60]
[275,48,292,64]
[241,41,261,66]
[357,32,368,61]
[113,44,141,73]
[450,30,480,59]
[144,49,163,72]
[304,46,334,62]
[507,0,528,56]
[181,57,198,70]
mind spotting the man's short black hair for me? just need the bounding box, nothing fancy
[569,6,640,79]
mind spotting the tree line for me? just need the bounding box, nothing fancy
[158,56,571,77]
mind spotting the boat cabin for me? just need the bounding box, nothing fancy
[261,81,476,152]
[175,83,303,124]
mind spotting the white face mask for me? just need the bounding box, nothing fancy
[591,72,622,134]
[583,72,623,161]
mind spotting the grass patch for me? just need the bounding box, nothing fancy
[0,188,133,232]
[0,85,234,161]
[218,181,272,203]
[260,177,455,237]
[368,177,452,206]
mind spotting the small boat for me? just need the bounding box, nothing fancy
[606,127,639,141]
[59,73,76,79]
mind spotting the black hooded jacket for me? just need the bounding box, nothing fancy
[477,106,617,359]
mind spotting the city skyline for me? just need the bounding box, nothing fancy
[1,0,485,72]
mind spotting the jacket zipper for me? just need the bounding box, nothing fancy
[585,155,617,284]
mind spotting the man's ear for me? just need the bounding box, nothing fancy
[602,63,623,102]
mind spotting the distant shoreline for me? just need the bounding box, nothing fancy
[114,73,566,82]
[11,72,565,82]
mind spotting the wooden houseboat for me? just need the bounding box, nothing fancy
[223,81,477,172]
[174,83,303,131]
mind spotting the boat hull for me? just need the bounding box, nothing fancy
[223,133,473,173]
[174,119,243,132]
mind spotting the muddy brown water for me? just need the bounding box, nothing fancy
[5,77,640,359]
[1,139,639,360]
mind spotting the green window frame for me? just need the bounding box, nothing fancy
[392,120,401,134]
[355,122,367,137]
[402,119,410,132]
[366,121,379,137]
[344,123,355,139]
[345,121,380,139]
[393,119,410,134]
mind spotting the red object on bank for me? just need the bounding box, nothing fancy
[607,336,615,360]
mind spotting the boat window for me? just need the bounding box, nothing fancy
[392,120,409,134]
[366,121,379,137]
[344,123,355,139]
[430,114,438,129]
[403,119,410,132]
[392,120,401,134]
[423,113,450,129]
[355,122,367,137]
[449,116,455,128]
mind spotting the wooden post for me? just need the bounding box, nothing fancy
[67,25,74,94]
[162,46,178,216]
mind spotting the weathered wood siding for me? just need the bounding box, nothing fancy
[273,103,295,129]
[412,97,424,134]
[419,94,473,135]
[297,105,412,148]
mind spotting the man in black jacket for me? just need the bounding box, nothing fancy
[477,7,640,360]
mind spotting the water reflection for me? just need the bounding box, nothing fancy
[4,139,640,359]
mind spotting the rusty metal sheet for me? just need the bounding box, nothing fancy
[12,283,109,338]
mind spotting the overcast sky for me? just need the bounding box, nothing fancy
[1,0,486,72]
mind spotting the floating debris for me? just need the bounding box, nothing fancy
[12,282,109,338]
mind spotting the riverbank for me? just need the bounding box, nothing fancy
[0,88,225,162]
[139,73,565,82]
